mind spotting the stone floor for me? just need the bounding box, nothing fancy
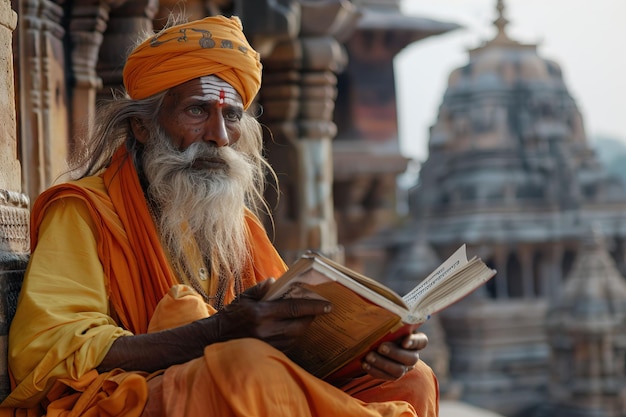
[440,400,506,417]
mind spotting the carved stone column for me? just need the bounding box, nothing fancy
[96,0,158,101]
[245,1,359,264]
[15,0,67,200]
[492,244,508,299]
[0,0,29,400]
[518,244,534,297]
[67,0,116,153]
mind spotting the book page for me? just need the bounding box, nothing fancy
[276,276,402,379]
[411,260,494,316]
[402,244,469,309]
[315,254,408,308]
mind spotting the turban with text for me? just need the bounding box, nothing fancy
[123,15,262,109]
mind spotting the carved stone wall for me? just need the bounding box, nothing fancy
[248,1,360,264]
[0,0,29,401]
[13,0,68,201]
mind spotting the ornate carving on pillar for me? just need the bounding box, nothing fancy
[67,0,116,154]
[0,190,29,257]
[1,0,29,257]
[1,2,19,193]
[0,191,28,402]
[0,0,29,400]
[1,0,29,272]
[15,0,67,200]
[247,1,359,263]
[96,0,158,100]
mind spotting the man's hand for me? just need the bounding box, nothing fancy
[362,332,429,380]
[207,278,332,351]
[99,279,331,373]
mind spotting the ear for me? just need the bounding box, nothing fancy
[130,118,149,144]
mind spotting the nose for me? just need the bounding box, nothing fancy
[203,113,229,147]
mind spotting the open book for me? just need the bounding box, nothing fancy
[263,244,496,381]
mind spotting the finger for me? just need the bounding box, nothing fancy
[239,278,276,300]
[257,315,316,339]
[362,352,408,381]
[402,332,428,350]
[377,342,420,367]
[276,299,332,319]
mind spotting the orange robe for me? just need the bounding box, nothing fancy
[1,146,439,416]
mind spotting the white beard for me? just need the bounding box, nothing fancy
[140,127,255,279]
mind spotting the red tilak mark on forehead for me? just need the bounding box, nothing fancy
[219,89,225,107]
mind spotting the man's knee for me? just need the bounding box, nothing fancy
[402,361,440,416]
[203,338,286,373]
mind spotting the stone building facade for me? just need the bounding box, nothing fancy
[393,1,626,415]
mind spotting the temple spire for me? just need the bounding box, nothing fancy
[490,0,515,45]
[494,0,508,36]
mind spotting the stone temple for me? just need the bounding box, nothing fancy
[388,1,626,415]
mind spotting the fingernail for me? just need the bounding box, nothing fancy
[379,344,390,354]
[366,352,376,363]
[362,362,371,371]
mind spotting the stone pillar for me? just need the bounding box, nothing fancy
[0,0,29,400]
[492,245,508,299]
[15,0,68,200]
[519,245,534,297]
[549,243,564,300]
[260,36,342,263]
[97,0,158,101]
[67,1,114,154]
[247,1,359,263]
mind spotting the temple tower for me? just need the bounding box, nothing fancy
[543,228,626,417]
[399,0,626,414]
[331,0,459,272]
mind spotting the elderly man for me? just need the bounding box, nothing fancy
[1,15,438,417]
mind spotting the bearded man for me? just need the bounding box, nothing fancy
[0,15,438,417]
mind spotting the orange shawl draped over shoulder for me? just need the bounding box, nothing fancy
[31,145,286,334]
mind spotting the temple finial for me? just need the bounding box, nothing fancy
[492,0,512,43]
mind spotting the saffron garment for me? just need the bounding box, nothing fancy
[0,146,439,416]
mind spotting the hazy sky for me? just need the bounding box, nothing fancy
[395,0,626,161]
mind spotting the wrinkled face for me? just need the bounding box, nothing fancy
[139,78,256,287]
[156,75,244,150]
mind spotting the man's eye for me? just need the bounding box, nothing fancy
[225,110,242,122]
[187,106,204,116]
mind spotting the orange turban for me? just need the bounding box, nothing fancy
[123,15,262,109]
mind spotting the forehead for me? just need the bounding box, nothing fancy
[169,75,243,107]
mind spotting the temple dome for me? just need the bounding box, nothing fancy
[446,6,566,92]
[426,0,586,155]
